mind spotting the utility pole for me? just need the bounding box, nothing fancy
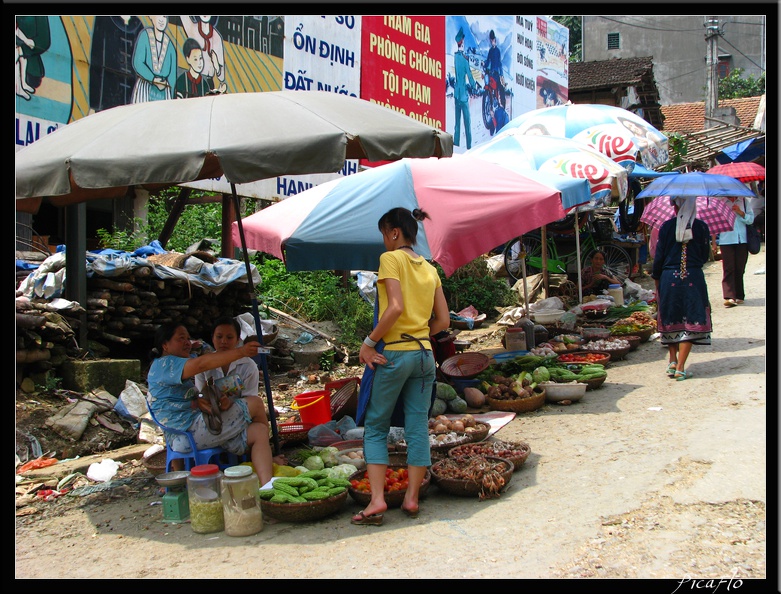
[704,16,721,129]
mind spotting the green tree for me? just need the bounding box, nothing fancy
[551,16,582,62]
[97,187,258,253]
[718,68,765,99]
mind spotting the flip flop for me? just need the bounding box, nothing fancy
[401,505,419,518]
[675,370,693,381]
[666,362,678,377]
[351,511,384,526]
[724,299,737,308]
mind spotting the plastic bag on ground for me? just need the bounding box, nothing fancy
[86,459,120,482]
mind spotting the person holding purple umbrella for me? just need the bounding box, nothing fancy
[652,196,712,381]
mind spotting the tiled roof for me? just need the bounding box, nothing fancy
[660,96,762,133]
[569,56,655,90]
[568,56,663,129]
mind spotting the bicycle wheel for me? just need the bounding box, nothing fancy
[582,243,633,283]
[503,235,544,284]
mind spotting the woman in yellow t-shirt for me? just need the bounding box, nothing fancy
[352,207,450,526]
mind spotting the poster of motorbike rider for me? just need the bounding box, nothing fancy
[445,16,515,152]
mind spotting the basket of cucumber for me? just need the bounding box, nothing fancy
[547,363,607,390]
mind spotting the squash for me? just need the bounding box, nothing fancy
[447,396,468,413]
[435,381,458,401]
[429,397,447,417]
[462,387,486,408]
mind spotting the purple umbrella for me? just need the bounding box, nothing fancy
[639,196,736,235]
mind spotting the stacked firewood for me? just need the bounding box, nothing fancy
[16,260,256,377]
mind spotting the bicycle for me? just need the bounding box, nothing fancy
[503,213,633,291]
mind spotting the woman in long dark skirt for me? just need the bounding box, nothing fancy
[652,196,712,381]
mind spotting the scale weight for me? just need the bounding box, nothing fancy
[156,471,191,523]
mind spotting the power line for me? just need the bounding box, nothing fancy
[593,15,702,32]
[719,35,765,72]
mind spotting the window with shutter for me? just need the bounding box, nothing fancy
[607,32,620,50]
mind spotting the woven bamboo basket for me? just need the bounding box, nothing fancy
[448,440,531,471]
[581,375,607,391]
[465,422,490,443]
[260,489,348,522]
[611,326,654,343]
[555,351,611,367]
[142,450,168,476]
[619,335,641,351]
[487,387,545,413]
[430,455,514,498]
[581,343,630,361]
[441,352,491,379]
[347,465,431,508]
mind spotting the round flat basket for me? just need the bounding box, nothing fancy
[581,375,607,391]
[347,465,431,508]
[465,422,490,443]
[555,351,611,367]
[612,326,654,343]
[260,489,348,523]
[430,455,514,498]
[142,450,167,476]
[400,432,472,453]
[582,344,630,361]
[619,335,641,351]
[441,352,491,379]
[448,440,530,471]
[486,388,545,413]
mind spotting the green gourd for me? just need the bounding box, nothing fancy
[447,396,468,413]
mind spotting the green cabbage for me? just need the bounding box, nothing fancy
[302,455,325,471]
[325,463,359,480]
[316,446,340,468]
[532,366,550,383]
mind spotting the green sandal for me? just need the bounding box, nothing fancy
[666,362,678,377]
[674,370,692,381]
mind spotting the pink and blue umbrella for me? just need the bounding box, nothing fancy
[466,127,628,206]
[501,103,669,172]
[235,157,591,277]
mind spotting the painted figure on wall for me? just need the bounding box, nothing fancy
[131,15,176,103]
[89,16,144,112]
[175,38,216,98]
[180,16,227,94]
[453,27,476,149]
[16,16,52,101]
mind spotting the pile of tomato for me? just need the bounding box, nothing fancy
[350,467,409,493]
[557,352,609,364]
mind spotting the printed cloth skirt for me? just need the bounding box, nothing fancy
[657,267,712,346]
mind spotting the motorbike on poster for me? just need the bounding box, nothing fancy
[480,62,512,135]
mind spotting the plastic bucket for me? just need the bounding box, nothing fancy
[291,391,332,426]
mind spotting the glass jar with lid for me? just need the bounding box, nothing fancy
[187,463,224,534]
[221,465,262,536]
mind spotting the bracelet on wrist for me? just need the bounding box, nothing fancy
[363,335,378,348]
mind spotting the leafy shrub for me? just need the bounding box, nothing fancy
[254,256,373,351]
[437,258,515,316]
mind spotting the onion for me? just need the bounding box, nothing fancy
[451,420,465,432]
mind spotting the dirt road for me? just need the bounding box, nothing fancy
[15,248,767,580]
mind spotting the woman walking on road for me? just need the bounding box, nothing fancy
[718,196,754,307]
[652,197,712,381]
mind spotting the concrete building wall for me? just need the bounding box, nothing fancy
[582,15,766,105]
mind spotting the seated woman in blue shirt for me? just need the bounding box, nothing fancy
[146,322,275,484]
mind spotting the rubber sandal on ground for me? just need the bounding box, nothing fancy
[724,299,737,308]
[666,362,678,377]
[351,511,384,526]
[401,505,419,518]
[675,370,692,381]
[736,299,744,304]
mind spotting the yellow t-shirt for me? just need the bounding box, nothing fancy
[376,249,441,351]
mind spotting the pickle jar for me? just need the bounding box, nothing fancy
[187,464,224,534]
[221,465,263,536]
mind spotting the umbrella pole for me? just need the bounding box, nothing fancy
[230,183,281,455]
[575,211,583,303]
[520,236,529,315]
[541,225,549,298]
